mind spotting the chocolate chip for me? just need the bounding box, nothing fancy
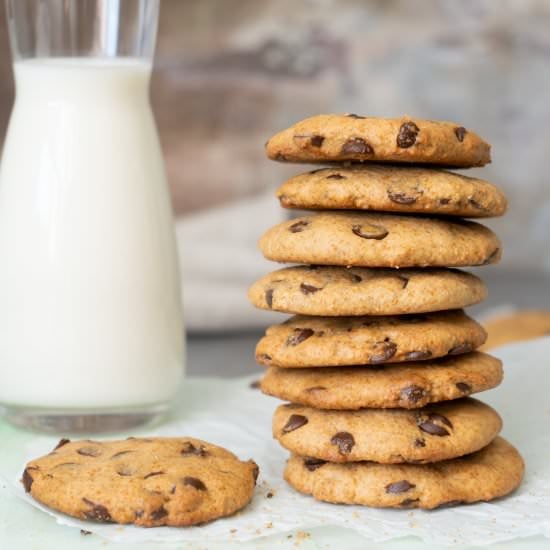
[22,468,34,493]
[456,382,472,393]
[454,127,467,142]
[181,441,208,457]
[448,342,474,355]
[387,190,418,204]
[300,283,321,295]
[110,450,134,459]
[289,220,309,233]
[341,137,373,155]
[404,350,432,360]
[304,458,327,471]
[400,385,426,404]
[346,113,366,119]
[385,480,416,494]
[282,414,308,434]
[436,499,464,509]
[397,275,409,288]
[135,509,144,518]
[286,328,314,346]
[265,289,274,308]
[330,432,355,455]
[326,174,346,180]
[397,121,420,148]
[469,198,487,210]
[249,379,262,389]
[304,386,327,393]
[416,412,453,436]
[53,438,71,450]
[310,135,324,147]
[77,446,102,457]
[144,471,164,479]
[82,499,112,523]
[183,476,207,491]
[438,197,452,205]
[414,438,426,448]
[351,223,388,240]
[370,339,397,363]
[150,506,168,521]
[275,152,287,161]
[400,498,420,507]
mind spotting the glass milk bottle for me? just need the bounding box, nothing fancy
[0,0,185,432]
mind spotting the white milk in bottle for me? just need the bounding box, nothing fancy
[0,59,184,411]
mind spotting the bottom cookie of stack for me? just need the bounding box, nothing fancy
[285,436,524,510]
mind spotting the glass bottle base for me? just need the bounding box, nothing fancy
[0,403,168,434]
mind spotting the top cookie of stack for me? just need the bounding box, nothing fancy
[248,114,524,510]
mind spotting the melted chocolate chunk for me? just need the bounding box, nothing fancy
[181,441,208,457]
[144,471,164,479]
[54,438,71,450]
[370,339,397,363]
[414,437,426,448]
[387,190,418,204]
[350,273,363,282]
[82,499,112,523]
[304,386,327,393]
[110,450,134,459]
[385,480,416,494]
[346,113,366,119]
[397,275,409,288]
[454,127,467,142]
[282,414,308,434]
[183,476,207,491]
[326,173,346,180]
[400,385,426,404]
[456,382,472,393]
[77,446,102,457]
[330,432,355,455]
[265,289,274,308]
[438,197,452,205]
[289,220,310,233]
[351,223,388,240]
[310,135,324,147]
[400,498,420,507]
[300,283,321,295]
[448,342,474,355]
[436,499,464,509]
[22,468,34,493]
[286,328,314,346]
[404,350,432,361]
[150,506,169,521]
[304,458,327,471]
[397,121,420,148]
[341,137,373,155]
[416,412,453,436]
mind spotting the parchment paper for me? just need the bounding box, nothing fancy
[3,337,550,546]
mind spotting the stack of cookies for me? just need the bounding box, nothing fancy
[248,115,524,509]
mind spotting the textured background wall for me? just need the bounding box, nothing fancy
[0,0,548,276]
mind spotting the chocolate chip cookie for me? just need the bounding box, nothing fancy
[265,114,491,168]
[248,266,487,316]
[22,437,259,527]
[260,352,502,409]
[277,165,507,218]
[273,399,501,464]
[256,310,486,368]
[284,436,523,509]
[259,212,501,268]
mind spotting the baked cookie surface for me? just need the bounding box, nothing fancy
[256,310,486,368]
[284,436,523,509]
[22,437,259,527]
[277,166,506,218]
[273,399,501,464]
[249,266,487,316]
[265,114,491,168]
[261,352,502,409]
[259,212,501,268]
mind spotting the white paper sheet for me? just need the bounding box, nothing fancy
[4,337,550,545]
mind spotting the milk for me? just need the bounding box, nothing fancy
[0,59,184,408]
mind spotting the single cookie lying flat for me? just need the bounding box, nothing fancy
[259,212,501,268]
[256,310,486,368]
[260,352,502,409]
[22,437,259,527]
[277,166,506,218]
[249,266,486,317]
[265,114,491,167]
[284,436,523,509]
[273,399,501,464]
